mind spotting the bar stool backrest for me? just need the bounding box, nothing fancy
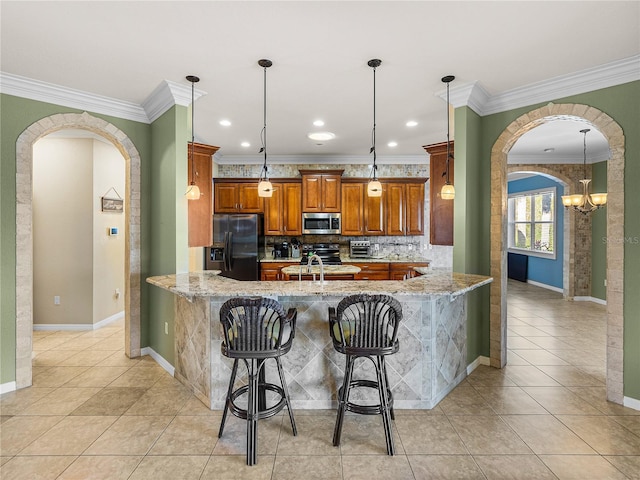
[220,297,294,357]
[332,294,402,354]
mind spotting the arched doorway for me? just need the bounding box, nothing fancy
[490,104,625,403]
[15,112,142,389]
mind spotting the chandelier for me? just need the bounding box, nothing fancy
[561,128,607,214]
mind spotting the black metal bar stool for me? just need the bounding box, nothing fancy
[218,297,297,465]
[329,294,402,455]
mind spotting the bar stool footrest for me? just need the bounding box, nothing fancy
[229,383,287,420]
[339,379,394,415]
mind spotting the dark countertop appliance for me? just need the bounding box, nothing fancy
[273,242,289,258]
[205,214,263,281]
[349,240,371,258]
[301,243,342,265]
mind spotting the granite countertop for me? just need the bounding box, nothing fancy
[260,255,431,264]
[281,265,361,276]
[147,270,492,300]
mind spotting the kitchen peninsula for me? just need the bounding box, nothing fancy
[147,271,492,410]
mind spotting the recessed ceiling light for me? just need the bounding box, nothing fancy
[406,121,418,127]
[544,147,555,153]
[241,141,250,147]
[307,132,336,141]
[387,141,398,147]
[219,120,231,126]
[313,120,325,127]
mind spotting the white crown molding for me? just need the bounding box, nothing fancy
[0,72,149,123]
[214,153,427,165]
[436,55,640,116]
[508,151,611,164]
[142,80,206,123]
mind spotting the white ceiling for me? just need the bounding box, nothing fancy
[1,1,638,164]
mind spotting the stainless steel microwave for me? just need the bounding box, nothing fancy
[302,213,341,235]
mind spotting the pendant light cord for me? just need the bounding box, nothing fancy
[582,128,589,180]
[260,63,268,180]
[191,79,195,185]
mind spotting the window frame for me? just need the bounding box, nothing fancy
[507,187,557,260]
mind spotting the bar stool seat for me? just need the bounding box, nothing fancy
[218,297,297,466]
[329,294,402,455]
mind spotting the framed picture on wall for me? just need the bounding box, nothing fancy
[101,197,124,212]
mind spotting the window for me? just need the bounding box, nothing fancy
[508,188,556,259]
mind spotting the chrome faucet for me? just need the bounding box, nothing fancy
[306,254,324,284]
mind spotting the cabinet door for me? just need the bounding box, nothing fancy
[364,190,385,235]
[238,183,263,213]
[385,183,405,236]
[188,144,217,247]
[405,183,425,235]
[426,141,454,245]
[302,175,322,212]
[282,183,302,235]
[214,183,239,212]
[341,183,364,236]
[263,186,283,236]
[322,175,341,212]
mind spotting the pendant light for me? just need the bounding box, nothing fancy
[257,59,274,198]
[440,75,455,200]
[185,75,201,200]
[561,128,607,214]
[367,59,383,197]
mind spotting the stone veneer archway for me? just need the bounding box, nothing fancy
[15,112,142,389]
[490,104,625,403]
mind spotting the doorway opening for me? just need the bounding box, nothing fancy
[15,112,142,389]
[490,104,624,403]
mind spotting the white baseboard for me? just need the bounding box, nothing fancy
[573,296,607,305]
[467,355,491,375]
[0,381,17,394]
[141,347,175,377]
[526,279,563,293]
[33,311,124,331]
[624,396,640,412]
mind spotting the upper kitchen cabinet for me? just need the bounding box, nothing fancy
[264,181,302,236]
[385,180,426,236]
[188,143,219,247]
[341,180,384,236]
[214,179,264,213]
[299,169,343,212]
[424,141,454,245]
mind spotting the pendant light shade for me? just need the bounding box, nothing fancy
[186,75,201,200]
[257,59,273,198]
[367,59,383,197]
[561,128,607,214]
[440,75,455,200]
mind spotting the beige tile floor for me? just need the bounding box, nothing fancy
[1,280,640,479]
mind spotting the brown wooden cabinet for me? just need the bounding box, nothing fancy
[385,181,425,236]
[300,169,343,212]
[341,180,385,236]
[188,143,219,247]
[389,262,430,281]
[260,262,293,281]
[264,181,302,236]
[424,141,454,245]
[346,262,390,281]
[214,180,264,213]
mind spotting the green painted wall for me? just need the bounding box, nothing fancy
[477,81,640,400]
[147,105,189,364]
[0,94,151,385]
[591,161,607,301]
[453,106,491,361]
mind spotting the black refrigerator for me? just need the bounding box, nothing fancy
[204,214,263,281]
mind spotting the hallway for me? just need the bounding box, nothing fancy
[1,281,639,479]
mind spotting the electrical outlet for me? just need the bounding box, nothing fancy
[604,279,607,287]
[54,296,60,305]
[164,322,169,335]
